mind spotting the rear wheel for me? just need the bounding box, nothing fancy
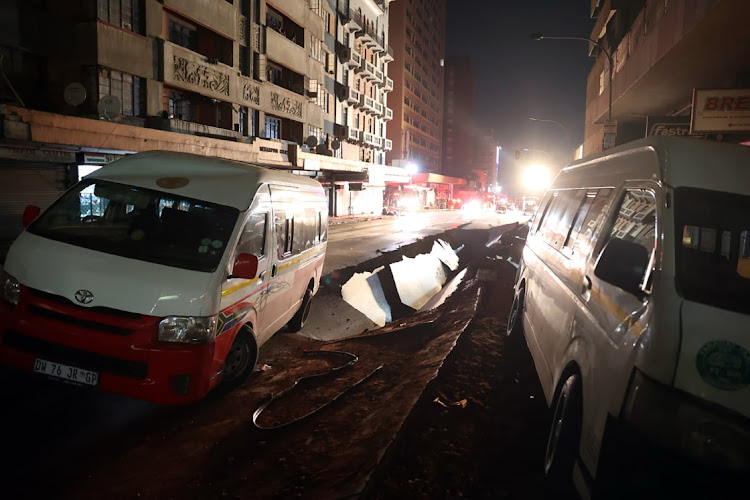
[507,284,525,337]
[544,373,583,489]
[287,288,313,333]
[220,327,257,390]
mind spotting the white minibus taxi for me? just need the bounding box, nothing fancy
[508,136,749,496]
[0,151,328,404]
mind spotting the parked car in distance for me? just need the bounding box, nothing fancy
[0,151,328,404]
[507,136,749,497]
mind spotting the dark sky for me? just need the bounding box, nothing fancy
[446,0,595,175]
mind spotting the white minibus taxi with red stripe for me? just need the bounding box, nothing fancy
[0,151,327,403]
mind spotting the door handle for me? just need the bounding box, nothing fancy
[259,271,267,280]
[272,264,278,277]
[582,275,592,293]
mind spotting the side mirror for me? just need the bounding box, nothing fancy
[595,238,650,297]
[22,205,41,228]
[231,253,259,280]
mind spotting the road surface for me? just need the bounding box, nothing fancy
[325,209,525,274]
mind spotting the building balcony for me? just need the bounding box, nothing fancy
[356,59,377,81]
[384,138,393,151]
[339,8,363,32]
[348,127,361,142]
[373,101,383,115]
[382,45,394,62]
[362,132,377,146]
[339,45,361,69]
[383,107,393,121]
[359,94,378,114]
[342,86,360,105]
[374,68,384,83]
[162,41,233,103]
[147,116,240,141]
[384,77,393,92]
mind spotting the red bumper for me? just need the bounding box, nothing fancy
[0,287,221,404]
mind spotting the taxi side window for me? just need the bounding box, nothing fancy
[275,210,292,258]
[566,188,613,257]
[539,190,586,250]
[605,190,657,250]
[236,212,267,257]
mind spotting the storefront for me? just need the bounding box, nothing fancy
[0,146,77,261]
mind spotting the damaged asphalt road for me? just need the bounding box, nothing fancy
[4,223,555,499]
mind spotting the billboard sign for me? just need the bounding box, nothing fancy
[691,89,750,133]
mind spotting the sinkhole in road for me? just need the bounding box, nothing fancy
[303,225,517,341]
[341,239,463,327]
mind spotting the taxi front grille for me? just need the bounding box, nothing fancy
[29,289,144,320]
[28,305,135,336]
[3,330,148,379]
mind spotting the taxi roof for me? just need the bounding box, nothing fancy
[87,150,323,210]
[563,136,750,196]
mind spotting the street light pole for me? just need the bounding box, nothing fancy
[528,117,568,135]
[530,33,614,123]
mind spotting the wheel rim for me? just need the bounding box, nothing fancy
[224,337,250,381]
[545,378,572,474]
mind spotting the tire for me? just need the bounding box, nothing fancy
[544,373,583,489]
[220,327,257,390]
[287,288,312,333]
[506,284,525,337]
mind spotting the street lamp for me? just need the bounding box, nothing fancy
[531,32,614,123]
[528,117,569,142]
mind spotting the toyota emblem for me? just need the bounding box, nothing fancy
[74,289,94,304]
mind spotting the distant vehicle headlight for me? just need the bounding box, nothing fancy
[623,369,750,473]
[1,271,20,306]
[158,315,218,344]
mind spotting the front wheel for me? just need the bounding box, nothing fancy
[287,288,312,333]
[220,327,257,390]
[544,373,583,488]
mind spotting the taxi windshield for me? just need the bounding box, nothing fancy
[674,187,750,314]
[28,179,239,272]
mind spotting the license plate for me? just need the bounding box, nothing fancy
[33,358,99,386]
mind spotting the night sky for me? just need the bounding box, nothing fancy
[446,0,595,192]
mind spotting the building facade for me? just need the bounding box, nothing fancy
[0,0,409,257]
[583,0,750,155]
[442,56,474,178]
[385,0,446,173]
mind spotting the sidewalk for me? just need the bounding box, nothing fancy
[329,213,389,225]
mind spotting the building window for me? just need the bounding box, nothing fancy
[97,0,145,34]
[167,90,191,121]
[169,17,196,51]
[99,67,144,116]
[267,62,282,85]
[265,116,281,139]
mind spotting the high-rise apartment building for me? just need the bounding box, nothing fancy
[0,0,408,256]
[582,0,750,155]
[442,56,474,178]
[386,0,446,173]
[333,0,394,166]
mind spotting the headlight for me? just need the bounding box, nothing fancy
[623,369,750,473]
[1,272,20,306]
[158,315,218,344]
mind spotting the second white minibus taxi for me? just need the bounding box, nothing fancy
[508,136,749,496]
